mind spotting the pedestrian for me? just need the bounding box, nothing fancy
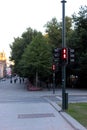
[19,78,21,84]
[22,78,24,83]
[10,79,12,83]
[14,78,16,83]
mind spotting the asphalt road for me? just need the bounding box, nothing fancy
[0,78,87,104]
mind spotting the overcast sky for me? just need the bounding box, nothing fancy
[0,0,87,58]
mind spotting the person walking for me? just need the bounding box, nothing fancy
[19,78,21,84]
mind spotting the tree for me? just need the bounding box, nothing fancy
[19,33,53,86]
[72,6,87,53]
[44,17,73,48]
[44,17,62,47]
[65,16,74,46]
[9,37,24,74]
[21,27,38,46]
[71,6,87,87]
[9,27,40,74]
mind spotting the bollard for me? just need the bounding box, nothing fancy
[65,92,68,109]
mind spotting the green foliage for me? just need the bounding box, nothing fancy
[9,27,40,74]
[44,17,73,49]
[9,37,25,73]
[19,33,53,79]
[71,6,87,86]
[44,17,62,47]
[21,27,39,45]
[72,6,87,51]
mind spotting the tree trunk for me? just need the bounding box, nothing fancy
[36,71,38,87]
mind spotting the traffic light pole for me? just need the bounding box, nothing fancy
[61,0,67,110]
[53,71,55,94]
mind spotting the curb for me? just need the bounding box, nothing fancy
[44,97,87,130]
[60,112,87,130]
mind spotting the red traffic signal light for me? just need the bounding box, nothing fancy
[52,64,56,71]
[61,48,68,63]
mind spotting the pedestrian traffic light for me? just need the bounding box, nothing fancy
[68,48,75,64]
[61,48,68,64]
[52,64,56,71]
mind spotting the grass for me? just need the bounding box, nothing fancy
[65,103,87,128]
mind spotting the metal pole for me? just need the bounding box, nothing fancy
[61,0,66,47]
[61,0,67,110]
[53,72,55,94]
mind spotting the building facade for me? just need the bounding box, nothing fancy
[0,51,6,78]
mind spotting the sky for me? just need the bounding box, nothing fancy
[0,0,87,59]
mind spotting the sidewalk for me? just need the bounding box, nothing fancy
[0,79,87,130]
[0,100,86,130]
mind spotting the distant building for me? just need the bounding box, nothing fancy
[6,67,12,77]
[0,51,6,78]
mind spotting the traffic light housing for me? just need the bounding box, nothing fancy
[61,48,68,64]
[53,47,75,66]
[68,48,75,64]
[53,48,61,65]
[52,48,61,71]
